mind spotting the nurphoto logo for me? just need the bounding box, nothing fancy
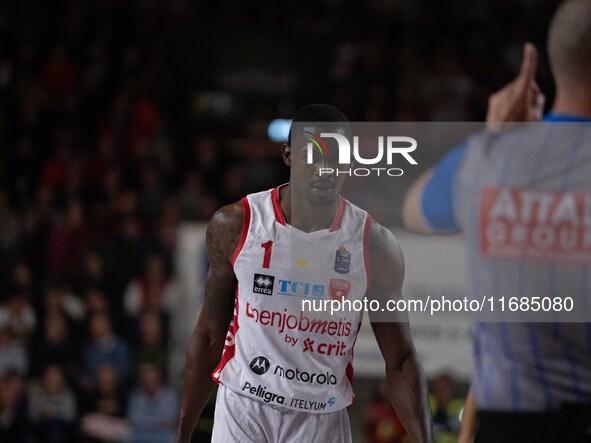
[305,131,418,177]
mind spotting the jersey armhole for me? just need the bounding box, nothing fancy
[231,197,251,266]
[363,215,372,291]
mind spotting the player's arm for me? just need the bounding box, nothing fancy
[402,168,437,234]
[367,221,433,443]
[402,141,466,236]
[175,202,244,443]
[457,387,477,443]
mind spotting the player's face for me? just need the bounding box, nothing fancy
[284,132,349,206]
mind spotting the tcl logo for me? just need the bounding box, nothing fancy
[277,279,325,298]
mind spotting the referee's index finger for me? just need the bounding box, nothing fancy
[518,42,537,83]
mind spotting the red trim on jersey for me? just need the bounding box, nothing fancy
[346,362,355,402]
[271,186,286,225]
[329,197,347,232]
[362,215,373,291]
[347,322,363,403]
[231,197,251,266]
[211,288,240,384]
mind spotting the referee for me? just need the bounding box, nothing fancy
[403,1,591,442]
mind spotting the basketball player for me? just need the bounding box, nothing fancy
[174,105,432,443]
[403,1,591,441]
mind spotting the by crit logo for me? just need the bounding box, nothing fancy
[250,356,271,375]
[302,337,347,356]
[253,273,275,295]
[305,130,418,177]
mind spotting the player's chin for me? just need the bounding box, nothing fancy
[306,187,338,206]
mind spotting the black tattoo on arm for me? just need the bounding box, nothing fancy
[202,201,245,322]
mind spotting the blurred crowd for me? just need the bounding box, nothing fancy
[0,0,558,442]
[363,374,465,443]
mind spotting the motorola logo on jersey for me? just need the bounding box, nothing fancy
[249,356,271,375]
[249,355,337,385]
[273,365,337,385]
[277,279,325,299]
[253,273,275,295]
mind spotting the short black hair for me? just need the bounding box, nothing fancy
[288,104,350,146]
[548,0,591,82]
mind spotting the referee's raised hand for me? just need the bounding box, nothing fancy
[486,43,546,129]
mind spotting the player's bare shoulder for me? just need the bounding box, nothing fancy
[206,200,245,265]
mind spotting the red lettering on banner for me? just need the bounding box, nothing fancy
[480,187,591,265]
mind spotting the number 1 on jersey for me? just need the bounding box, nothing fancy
[261,240,273,269]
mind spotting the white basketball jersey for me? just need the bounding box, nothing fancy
[212,185,372,413]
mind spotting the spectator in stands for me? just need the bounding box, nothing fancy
[43,286,85,331]
[0,326,28,376]
[29,365,77,443]
[81,363,127,418]
[123,252,176,318]
[132,310,169,381]
[0,291,36,344]
[0,370,30,442]
[127,363,178,443]
[155,197,179,254]
[178,170,205,220]
[83,287,124,334]
[429,373,464,442]
[100,190,144,296]
[74,249,117,302]
[80,363,130,442]
[48,199,92,281]
[137,161,166,221]
[31,312,78,380]
[8,260,40,308]
[0,189,19,265]
[82,313,129,388]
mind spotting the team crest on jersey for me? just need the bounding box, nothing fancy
[334,245,351,274]
[329,279,351,300]
[253,274,275,295]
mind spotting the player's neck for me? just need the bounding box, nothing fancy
[279,184,340,232]
[552,90,591,118]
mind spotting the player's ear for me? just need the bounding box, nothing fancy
[282,143,292,167]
